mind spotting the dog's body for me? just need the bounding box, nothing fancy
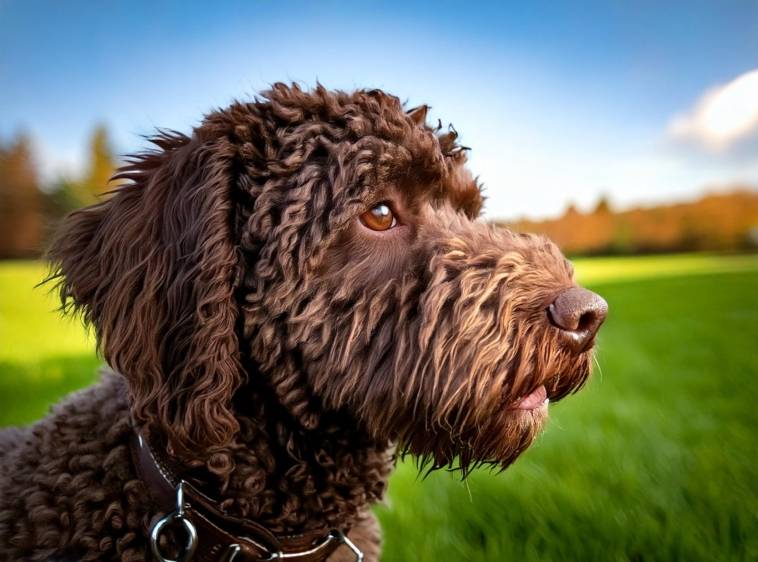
[0,85,606,561]
[0,373,385,561]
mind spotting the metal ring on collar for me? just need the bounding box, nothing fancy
[150,481,198,562]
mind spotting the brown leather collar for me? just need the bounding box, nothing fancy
[130,430,361,562]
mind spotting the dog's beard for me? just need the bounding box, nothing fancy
[396,398,550,476]
[393,350,592,475]
[384,296,593,475]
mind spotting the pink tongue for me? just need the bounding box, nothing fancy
[514,385,547,410]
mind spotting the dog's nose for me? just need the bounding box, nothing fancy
[547,287,608,353]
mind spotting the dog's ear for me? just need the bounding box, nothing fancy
[47,130,243,473]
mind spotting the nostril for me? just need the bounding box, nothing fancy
[577,310,599,332]
[547,287,608,352]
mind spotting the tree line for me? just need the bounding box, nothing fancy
[0,127,119,258]
[1,127,757,258]
[504,190,758,256]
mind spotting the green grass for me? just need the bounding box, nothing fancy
[1,255,757,561]
[0,261,98,425]
[572,252,758,285]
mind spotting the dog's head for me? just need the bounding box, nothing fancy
[49,84,606,478]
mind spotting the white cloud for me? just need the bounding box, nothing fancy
[667,69,758,152]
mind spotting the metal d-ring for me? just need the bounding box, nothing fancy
[221,543,242,562]
[150,481,199,562]
[335,530,364,562]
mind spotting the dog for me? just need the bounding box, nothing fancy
[0,84,607,562]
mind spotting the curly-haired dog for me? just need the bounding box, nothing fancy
[0,84,607,561]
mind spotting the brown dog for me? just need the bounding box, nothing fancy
[0,84,606,562]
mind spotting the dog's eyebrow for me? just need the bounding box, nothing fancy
[436,175,483,218]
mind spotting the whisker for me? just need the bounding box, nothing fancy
[593,355,604,381]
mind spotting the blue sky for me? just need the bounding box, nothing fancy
[2,0,757,219]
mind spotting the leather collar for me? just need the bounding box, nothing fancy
[130,429,361,562]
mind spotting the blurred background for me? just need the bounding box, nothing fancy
[1,1,756,560]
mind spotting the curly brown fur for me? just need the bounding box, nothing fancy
[0,84,599,561]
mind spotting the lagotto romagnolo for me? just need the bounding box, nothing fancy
[0,84,607,562]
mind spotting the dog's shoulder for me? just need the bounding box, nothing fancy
[0,368,139,559]
[46,366,130,425]
[0,368,132,480]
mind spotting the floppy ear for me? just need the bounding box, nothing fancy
[47,131,243,472]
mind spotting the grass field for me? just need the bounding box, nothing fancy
[1,254,757,561]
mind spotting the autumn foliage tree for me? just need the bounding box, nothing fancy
[0,125,120,257]
[48,124,120,215]
[0,134,42,258]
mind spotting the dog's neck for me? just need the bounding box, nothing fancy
[173,382,394,535]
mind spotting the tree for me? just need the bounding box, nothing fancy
[82,124,119,200]
[564,202,580,216]
[59,124,120,208]
[0,134,43,258]
[593,194,612,214]
[45,124,120,220]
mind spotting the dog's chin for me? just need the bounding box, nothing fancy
[481,358,594,468]
[414,400,551,474]
[466,368,587,470]
[384,359,592,474]
[487,401,550,468]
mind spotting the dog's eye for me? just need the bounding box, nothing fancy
[359,203,397,231]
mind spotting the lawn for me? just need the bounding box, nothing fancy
[1,254,757,561]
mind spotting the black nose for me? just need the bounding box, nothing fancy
[547,287,608,353]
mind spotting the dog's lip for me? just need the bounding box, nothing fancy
[511,385,549,411]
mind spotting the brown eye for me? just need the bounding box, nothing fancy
[359,203,397,231]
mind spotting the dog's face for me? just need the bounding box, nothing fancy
[49,84,606,477]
